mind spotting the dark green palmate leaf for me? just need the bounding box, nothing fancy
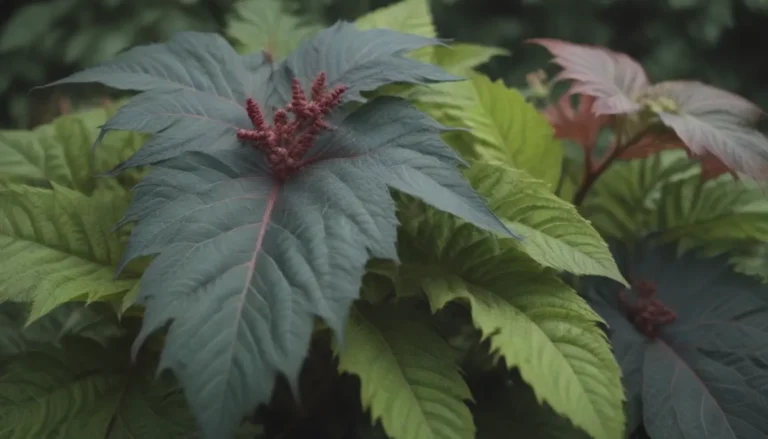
[0,336,197,439]
[0,302,122,358]
[582,242,768,439]
[43,26,515,438]
[43,24,459,172]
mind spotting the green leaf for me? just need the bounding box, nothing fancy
[654,174,768,253]
[225,0,321,58]
[0,337,196,438]
[0,105,144,194]
[581,150,701,243]
[355,0,436,38]
[466,162,626,284]
[0,302,123,358]
[413,74,563,187]
[582,150,768,259]
[336,302,474,439]
[0,183,136,323]
[396,207,626,439]
[428,44,509,74]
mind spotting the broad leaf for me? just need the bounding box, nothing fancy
[274,22,460,105]
[0,106,143,194]
[225,0,322,58]
[582,150,768,259]
[355,0,436,38]
[413,74,563,187]
[0,302,122,358]
[0,183,136,323]
[583,242,768,438]
[643,80,768,180]
[581,150,701,242]
[44,27,458,170]
[336,302,475,439]
[0,337,196,438]
[528,39,649,115]
[428,44,509,75]
[394,204,625,439]
[116,96,515,438]
[466,162,626,283]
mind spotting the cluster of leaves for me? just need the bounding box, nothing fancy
[0,0,233,128]
[0,0,637,438]
[531,36,768,438]
[420,0,768,110]
[2,0,767,438]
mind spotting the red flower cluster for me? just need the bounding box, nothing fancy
[619,280,677,339]
[237,72,347,181]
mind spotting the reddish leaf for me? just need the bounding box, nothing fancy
[528,39,649,116]
[542,94,610,150]
[644,81,768,180]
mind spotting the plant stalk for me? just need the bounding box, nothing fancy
[572,128,651,206]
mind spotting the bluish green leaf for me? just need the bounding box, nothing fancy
[116,96,514,439]
[583,241,768,438]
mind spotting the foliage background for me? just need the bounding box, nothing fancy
[2,0,768,129]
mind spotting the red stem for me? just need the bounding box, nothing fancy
[572,128,650,206]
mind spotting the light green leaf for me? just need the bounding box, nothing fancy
[655,174,768,252]
[395,207,626,439]
[581,150,700,243]
[466,162,626,284]
[0,183,136,323]
[0,337,196,438]
[463,75,563,188]
[355,0,436,38]
[412,74,563,187]
[429,44,509,74]
[582,150,768,259]
[225,0,321,58]
[336,302,475,439]
[0,105,144,194]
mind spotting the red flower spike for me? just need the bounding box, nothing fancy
[311,72,328,101]
[619,279,678,339]
[235,72,348,181]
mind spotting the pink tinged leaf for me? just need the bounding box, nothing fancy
[528,38,649,115]
[542,94,611,149]
[646,81,768,180]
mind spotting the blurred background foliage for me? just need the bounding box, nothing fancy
[1,0,767,129]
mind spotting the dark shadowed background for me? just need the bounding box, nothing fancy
[2,0,767,128]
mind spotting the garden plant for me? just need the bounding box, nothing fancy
[0,0,766,438]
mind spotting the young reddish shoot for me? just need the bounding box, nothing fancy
[236,72,347,181]
[619,280,677,339]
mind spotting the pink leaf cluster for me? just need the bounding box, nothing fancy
[237,72,347,181]
[530,39,768,180]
